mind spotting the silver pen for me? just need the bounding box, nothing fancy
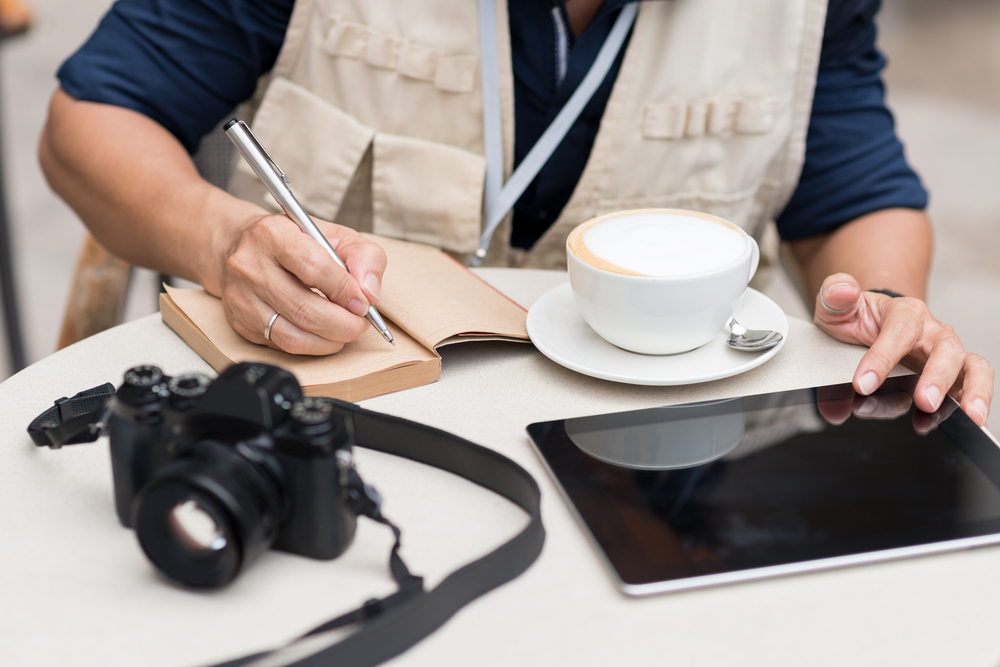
[224,119,394,346]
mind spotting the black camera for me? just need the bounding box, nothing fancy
[43,362,377,588]
[30,361,545,664]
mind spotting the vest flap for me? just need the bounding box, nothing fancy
[229,77,374,223]
[641,98,778,140]
[323,14,478,93]
[371,132,485,254]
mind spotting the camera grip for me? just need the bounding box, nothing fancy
[107,419,173,527]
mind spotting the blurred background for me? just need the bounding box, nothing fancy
[0,0,997,435]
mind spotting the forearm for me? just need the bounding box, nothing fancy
[788,208,933,301]
[38,88,264,296]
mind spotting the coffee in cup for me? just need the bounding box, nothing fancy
[566,209,759,355]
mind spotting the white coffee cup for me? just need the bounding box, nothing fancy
[566,208,760,355]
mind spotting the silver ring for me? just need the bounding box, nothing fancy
[818,290,852,315]
[264,312,279,341]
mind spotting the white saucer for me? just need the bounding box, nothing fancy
[526,284,788,386]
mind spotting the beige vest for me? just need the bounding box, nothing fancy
[229,0,828,271]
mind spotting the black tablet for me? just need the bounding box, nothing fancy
[526,376,1000,595]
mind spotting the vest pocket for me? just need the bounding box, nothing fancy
[371,133,484,254]
[228,76,374,223]
[229,76,485,254]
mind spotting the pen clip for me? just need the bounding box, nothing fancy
[237,120,290,184]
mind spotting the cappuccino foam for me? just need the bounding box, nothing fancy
[571,212,747,277]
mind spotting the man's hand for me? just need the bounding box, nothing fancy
[40,90,387,356]
[219,214,387,355]
[814,273,994,427]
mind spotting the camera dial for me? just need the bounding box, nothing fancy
[167,373,211,411]
[276,397,351,459]
[124,365,164,388]
[168,373,211,397]
[116,365,171,419]
[291,396,333,425]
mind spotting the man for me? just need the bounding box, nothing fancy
[40,0,993,426]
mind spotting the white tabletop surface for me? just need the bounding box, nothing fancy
[2,269,998,667]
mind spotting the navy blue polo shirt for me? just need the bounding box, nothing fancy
[58,0,928,248]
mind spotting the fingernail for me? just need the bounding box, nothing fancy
[971,398,989,425]
[347,299,369,317]
[858,371,878,395]
[828,282,852,293]
[857,397,878,416]
[363,273,381,299]
[924,385,942,412]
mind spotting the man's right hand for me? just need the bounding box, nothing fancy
[219,213,387,355]
[40,89,386,355]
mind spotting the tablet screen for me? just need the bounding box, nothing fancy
[526,376,1000,595]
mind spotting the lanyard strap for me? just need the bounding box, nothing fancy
[473,0,638,265]
[215,399,546,667]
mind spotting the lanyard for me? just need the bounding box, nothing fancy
[472,0,638,265]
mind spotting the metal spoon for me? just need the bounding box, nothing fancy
[726,318,783,351]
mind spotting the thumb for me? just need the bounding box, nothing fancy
[814,274,862,324]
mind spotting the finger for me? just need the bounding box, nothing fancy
[267,217,371,316]
[912,410,941,435]
[324,224,388,304]
[264,312,349,356]
[814,274,862,324]
[265,280,369,345]
[958,353,994,427]
[223,256,368,350]
[815,385,856,425]
[852,305,923,396]
[914,393,963,434]
[222,283,358,355]
[851,392,912,420]
[911,329,966,414]
[817,396,853,425]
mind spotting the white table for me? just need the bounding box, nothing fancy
[2,270,998,667]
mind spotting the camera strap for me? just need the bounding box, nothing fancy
[30,387,545,667]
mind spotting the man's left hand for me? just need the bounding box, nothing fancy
[814,273,994,427]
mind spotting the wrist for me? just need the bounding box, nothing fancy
[197,195,271,296]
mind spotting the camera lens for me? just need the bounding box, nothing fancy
[169,500,227,552]
[133,441,282,587]
[134,483,239,586]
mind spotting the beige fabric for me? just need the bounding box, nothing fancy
[228,76,374,222]
[229,0,828,269]
[371,132,485,251]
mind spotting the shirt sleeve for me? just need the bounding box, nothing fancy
[775,0,928,241]
[57,0,294,154]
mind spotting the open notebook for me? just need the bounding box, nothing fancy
[160,235,529,401]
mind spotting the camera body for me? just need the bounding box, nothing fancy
[108,362,357,587]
